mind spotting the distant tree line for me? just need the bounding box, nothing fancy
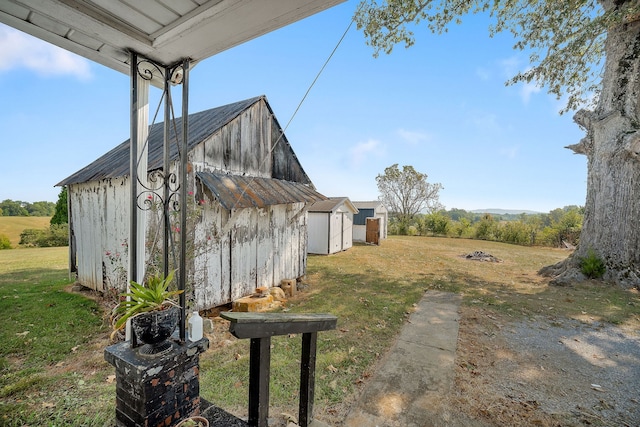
[0,188,69,249]
[0,199,56,216]
[388,205,583,248]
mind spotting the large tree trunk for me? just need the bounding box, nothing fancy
[542,0,640,288]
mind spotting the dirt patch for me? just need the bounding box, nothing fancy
[452,306,640,426]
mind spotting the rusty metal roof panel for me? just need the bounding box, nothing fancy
[197,172,326,210]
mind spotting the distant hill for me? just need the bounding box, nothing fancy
[471,209,542,215]
[0,217,51,247]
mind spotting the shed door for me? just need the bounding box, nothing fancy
[342,212,353,250]
[366,217,380,245]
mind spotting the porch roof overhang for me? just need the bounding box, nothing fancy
[0,0,344,85]
[197,172,327,210]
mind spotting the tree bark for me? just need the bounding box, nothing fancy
[542,0,640,288]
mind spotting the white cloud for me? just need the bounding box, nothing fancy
[470,111,501,133]
[500,146,518,159]
[397,128,430,145]
[476,67,490,81]
[499,57,541,105]
[0,25,91,79]
[350,138,383,168]
[499,55,522,79]
[519,81,541,104]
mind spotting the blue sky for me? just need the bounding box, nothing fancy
[0,1,587,213]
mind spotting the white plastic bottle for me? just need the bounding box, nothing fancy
[188,311,203,342]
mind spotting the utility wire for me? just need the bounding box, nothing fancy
[229,13,357,210]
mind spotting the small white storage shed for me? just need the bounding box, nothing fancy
[352,201,388,245]
[307,197,358,255]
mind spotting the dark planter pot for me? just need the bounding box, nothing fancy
[131,306,180,355]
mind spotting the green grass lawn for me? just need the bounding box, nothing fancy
[1,238,638,426]
[0,247,113,426]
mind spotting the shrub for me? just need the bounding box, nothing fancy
[579,248,606,279]
[473,214,498,241]
[0,234,11,249]
[19,229,41,246]
[450,218,472,238]
[500,221,534,246]
[19,225,68,247]
[422,212,451,236]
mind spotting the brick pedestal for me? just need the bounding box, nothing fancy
[105,338,209,427]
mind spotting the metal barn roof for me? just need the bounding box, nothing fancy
[58,96,268,186]
[197,172,325,210]
[0,0,344,85]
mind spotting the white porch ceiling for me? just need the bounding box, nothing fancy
[0,0,344,79]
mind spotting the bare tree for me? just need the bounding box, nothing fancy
[377,164,443,228]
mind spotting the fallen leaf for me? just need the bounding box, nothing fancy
[326,364,338,373]
[106,375,116,384]
[15,331,29,337]
[42,402,56,408]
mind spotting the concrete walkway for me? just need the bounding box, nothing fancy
[343,291,486,427]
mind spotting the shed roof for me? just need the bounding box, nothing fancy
[57,96,305,186]
[352,201,387,211]
[308,197,358,214]
[197,172,325,210]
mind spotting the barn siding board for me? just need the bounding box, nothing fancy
[230,209,254,301]
[61,96,325,309]
[256,207,273,289]
[260,108,271,176]
[220,208,232,305]
[191,138,205,172]
[203,133,219,171]
[241,108,257,174]
[299,215,308,275]
[193,203,222,309]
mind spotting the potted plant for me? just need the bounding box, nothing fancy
[113,269,184,355]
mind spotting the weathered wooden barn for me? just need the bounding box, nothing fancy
[352,201,388,245]
[307,197,358,255]
[57,95,326,309]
